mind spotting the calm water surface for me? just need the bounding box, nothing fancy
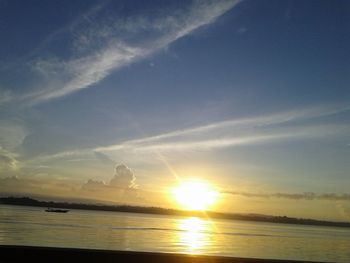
[1,205,349,262]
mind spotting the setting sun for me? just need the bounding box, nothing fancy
[172,180,218,211]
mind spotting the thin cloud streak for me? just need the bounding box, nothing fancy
[131,134,292,152]
[26,105,349,163]
[100,124,348,153]
[25,0,241,105]
[96,105,350,152]
[223,191,350,201]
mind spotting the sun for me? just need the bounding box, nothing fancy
[172,180,218,211]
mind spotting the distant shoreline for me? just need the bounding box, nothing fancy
[1,196,349,228]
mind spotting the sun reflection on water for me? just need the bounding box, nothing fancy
[177,217,212,254]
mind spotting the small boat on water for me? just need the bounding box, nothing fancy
[45,208,69,213]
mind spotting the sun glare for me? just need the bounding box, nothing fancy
[172,180,218,211]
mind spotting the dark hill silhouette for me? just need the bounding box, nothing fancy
[1,196,349,228]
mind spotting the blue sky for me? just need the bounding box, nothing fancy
[0,0,349,220]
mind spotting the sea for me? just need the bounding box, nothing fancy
[1,205,349,262]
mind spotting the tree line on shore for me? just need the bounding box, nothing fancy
[1,196,349,228]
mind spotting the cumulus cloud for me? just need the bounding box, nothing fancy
[80,164,140,204]
[81,164,137,192]
[223,191,350,201]
[81,179,107,192]
[82,164,137,191]
[110,164,137,188]
[0,164,140,204]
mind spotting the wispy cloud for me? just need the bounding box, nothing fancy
[0,90,13,106]
[0,148,19,175]
[223,190,350,201]
[96,124,348,154]
[0,119,27,151]
[19,0,241,105]
[28,43,144,103]
[23,104,349,164]
[96,104,350,152]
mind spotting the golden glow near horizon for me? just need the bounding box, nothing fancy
[172,180,218,211]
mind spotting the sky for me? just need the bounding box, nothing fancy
[0,0,349,221]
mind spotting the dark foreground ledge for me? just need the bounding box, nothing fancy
[0,245,326,263]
